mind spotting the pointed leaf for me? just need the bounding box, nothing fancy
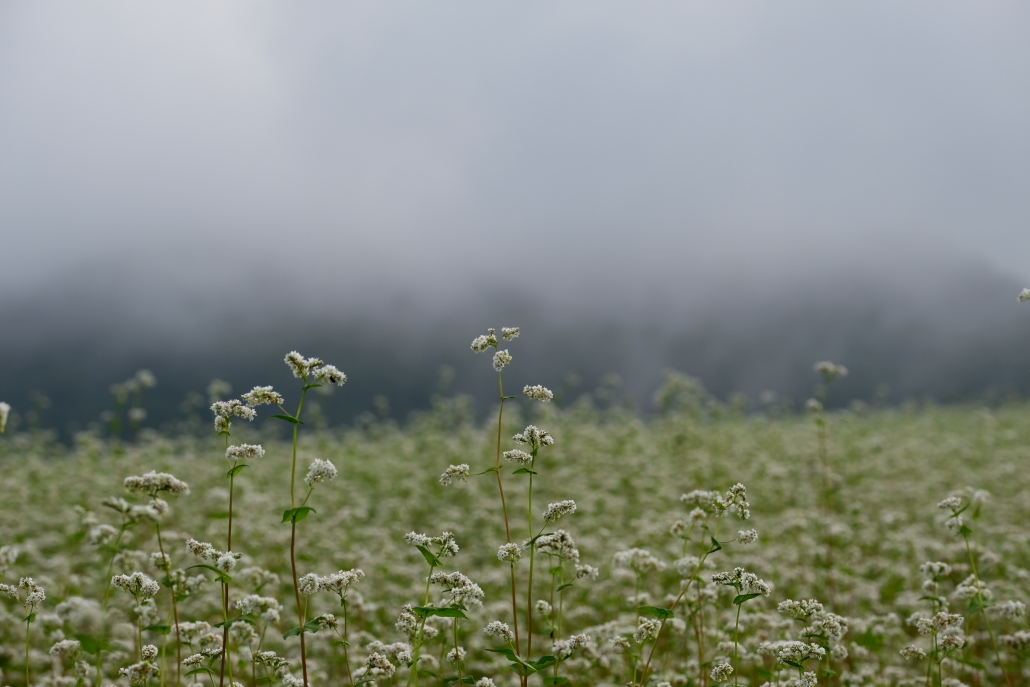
[186,564,231,583]
[638,606,674,619]
[549,566,563,576]
[512,468,538,475]
[185,669,214,677]
[74,634,115,656]
[556,583,574,592]
[304,618,323,633]
[302,383,323,391]
[416,545,442,567]
[707,536,722,554]
[283,625,302,639]
[268,414,303,425]
[144,625,171,635]
[544,678,568,686]
[472,467,500,476]
[733,593,763,605]
[226,464,249,478]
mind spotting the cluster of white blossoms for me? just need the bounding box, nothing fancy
[552,633,590,659]
[711,567,772,596]
[48,639,82,658]
[777,598,824,620]
[1020,288,1030,302]
[471,329,499,353]
[680,483,751,520]
[536,529,580,562]
[405,531,459,557]
[613,547,666,574]
[737,528,758,544]
[709,662,733,682]
[241,385,284,407]
[0,577,46,610]
[496,543,522,563]
[492,349,512,372]
[503,449,532,465]
[102,496,167,524]
[225,444,265,462]
[111,572,160,600]
[633,618,661,643]
[429,571,485,608]
[814,360,848,381]
[543,499,577,522]
[304,458,338,485]
[512,425,555,452]
[123,471,190,496]
[210,399,256,433]
[0,401,10,433]
[483,621,515,642]
[439,463,470,486]
[232,594,283,623]
[185,538,241,573]
[774,641,826,666]
[252,650,291,676]
[358,651,396,679]
[523,384,553,401]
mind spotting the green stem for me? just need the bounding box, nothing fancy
[452,617,463,682]
[732,603,741,686]
[962,532,1010,687]
[24,617,31,687]
[526,458,536,660]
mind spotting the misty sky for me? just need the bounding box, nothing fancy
[2,1,1030,317]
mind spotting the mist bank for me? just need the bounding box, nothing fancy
[2,252,1029,436]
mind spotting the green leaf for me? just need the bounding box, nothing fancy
[304,618,324,634]
[556,583,574,592]
[302,383,323,391]
[531,656,557,670]
[544,678,568,686]
[333,640,351,648]
[144,625,171,635]
[186,564,231,583]
[783,660,803,669]
[733,593,762,605]
[525,532,554,547]
[486,648,518,661]
[472,467,500,476]
[281,507,316,523]
[207,511,230,519]
[213,618,256,629]
[268,414,304,425]
[549,565,563,576]
[708,536,722,554]
[638,606,674,619]
[416,545,442,567]
[24,613,36,623]
[821,669,838,678]
[226,464,249,478]
[185,669,214,677]
[512,468,537,475]
[283,625,302,639]
[413,606,468,619]
[74,634,115,655]
[968,596,995,614]
[958,524,974,536]
[855,628,883,652]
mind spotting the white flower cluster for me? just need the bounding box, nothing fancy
[0,402,10,433]
[710,567,772,596]
[814,361,848,380]
[304,458,338,485]
[123,471,190,496]
[0,577,46,610]
[737,528,758,544]
[633,618,661,643]
[429,571,485,608]
[210,399,256,433]
[492,349,512,372]
[102,496,168,523]
[483,620,515,642]
[536,530,580,562]
[439,464,470,486]
[232,594,283,623]
[111,572,160,600]
[709,662,733,682]
[775,641,826,666]
[543,499,577,522]
[523,384,553,401]
[777,598,824,620]
[405,531,459,557]
[225,444,265,462]
[680,483,750,520]
[241,385,284,406]
[512,425,554,452]
[185,538,241,573]
[471,329,499,353]
[1020,288,1030,302]
[358,651,396,678]
[497,543,522,563]
[503,449,532,465]
[613,548,666,574]
[552,633,590,659]
[366,640,413,666]
[501,327,520,340]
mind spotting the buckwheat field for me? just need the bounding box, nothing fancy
[3,313,1030,687]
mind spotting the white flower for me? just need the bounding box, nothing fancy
[439,464,470,486]
[814,361,848,380]
[633,618,661,643]
[523,385,553,401]
[497,543,522,563]
[123,471,190,496]
[483,621,514,642]
[543,500,577,522]
[492,349,512,372]
[503,450,532,465]
[225,444,265,462]
[285,351,323,378]
[242,386,284,407]
[512,425,554,451]
[710,663,733,682]
[1020,288,1030,302]
[501,327,520,340]
[311,364,347,386]
[737,529,758,544]
[304,458,338,485]
[0,402,9,433]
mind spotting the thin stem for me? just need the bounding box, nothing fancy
[962,532,1010,686]
[342,601,354,687]
[526,458,536,660]
[732,602,742,686]
[25,618,31,687]
[291,522,309,687]
[452,617,463,682]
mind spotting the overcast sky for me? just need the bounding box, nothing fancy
[2,1,1029,317]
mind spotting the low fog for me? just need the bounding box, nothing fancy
[2,2,1030,433]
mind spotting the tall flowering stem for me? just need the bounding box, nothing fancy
[264,353,346,687]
